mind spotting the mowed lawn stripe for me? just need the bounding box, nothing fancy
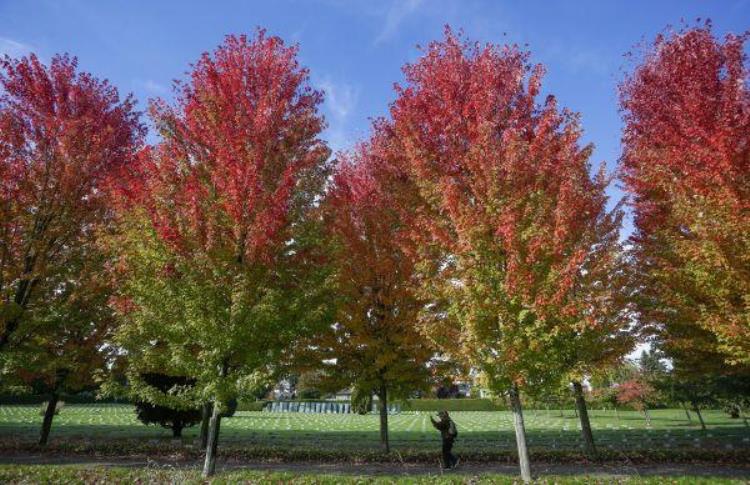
[1,405,748,452]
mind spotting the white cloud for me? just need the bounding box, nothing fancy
[318,78,360,153]
[374,0,424,45]
[320,78,359,121]
[133,78,168,95]
[143,79,168,94]
[0,37,33,58]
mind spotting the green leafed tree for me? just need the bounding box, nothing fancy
[111,31,333,476]
[1,246,114,445]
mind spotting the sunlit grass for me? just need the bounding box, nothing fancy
[1,404,748,453]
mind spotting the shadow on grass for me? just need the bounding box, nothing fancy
[2,422,748,454]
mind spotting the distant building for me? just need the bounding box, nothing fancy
[333,388,352,401]
[271,379,294,400]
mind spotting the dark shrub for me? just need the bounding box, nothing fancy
[221,398,238,417]
[134,373,201,437]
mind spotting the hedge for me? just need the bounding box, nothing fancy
[0,393,129,405]
[404,398,504,412]
[237,400,269,412]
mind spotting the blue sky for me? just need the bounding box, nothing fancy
[1,0,748,232]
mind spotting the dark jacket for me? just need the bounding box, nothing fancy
[430,416,457,440]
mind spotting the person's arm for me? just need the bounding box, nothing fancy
[431,417,448,430]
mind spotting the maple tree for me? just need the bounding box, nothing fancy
[651,313,750,430]
[383,28,625,481]
[620,22,750,366]
[296,143,433,452]
[556,212,634,457]
[0,245,113,445]
[114,31,332,476]
[0,53,144,353]
[616,378,656,425]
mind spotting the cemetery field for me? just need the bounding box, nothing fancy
[1,404,748,455]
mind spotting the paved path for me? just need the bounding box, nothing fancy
[1,454,749,479]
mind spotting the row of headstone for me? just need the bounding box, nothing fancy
[373,402,401,414]
[264,400,400,414]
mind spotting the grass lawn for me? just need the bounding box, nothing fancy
[0,464,747,484]
[1,404,749,454]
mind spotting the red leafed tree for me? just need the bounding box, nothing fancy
[0,53,143,351]
[296,141,433,452]
[385,28,621,481]
[620,22,750,365]
[616,378,656,425]
[123,31,330,477]
[140,32,328,264]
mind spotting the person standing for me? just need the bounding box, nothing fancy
[430,410,459,469]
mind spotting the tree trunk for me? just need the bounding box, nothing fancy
[509,384,532,483]
[692,403,706,430]
[0,254,38,351]
[172,424,183,438]
[200,402,211,448]
[681,402,692,422]
[202,400,223,477]
[572,381,596,458]
[642,407,651,426]
[39,392,59,446]
[378,384,390,453]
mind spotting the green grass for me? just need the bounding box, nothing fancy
[0,465,746,484]
[1,404,749,454]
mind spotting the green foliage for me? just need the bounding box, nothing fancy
[236,400,269,412]
[133,373,202,436]
[295,371,325,400]
[0,243,115,448]
[351,387,374,414]
[109,215,335,411]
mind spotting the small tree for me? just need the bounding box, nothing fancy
[616,378,656,425]
[134,373,202,438]
[295,145,433,452]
